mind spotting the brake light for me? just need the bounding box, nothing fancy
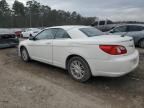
[99,45,127,55]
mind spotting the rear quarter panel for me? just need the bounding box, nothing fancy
[53,39,109,69]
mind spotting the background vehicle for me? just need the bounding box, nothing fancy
[0,29,19,48]
[92,19,116,32]
[108,24,144,48]
[19,26,139,82]
[13,29,22,38]
[21,28,41,38]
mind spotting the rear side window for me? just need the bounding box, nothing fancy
[54,28,71,39]
[79,27,104,37]
[128,25,144,32]
[113,26,127,33]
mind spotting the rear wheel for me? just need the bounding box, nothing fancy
[21,47,30,62]
[67,56,91,82]
[139,39,144,48]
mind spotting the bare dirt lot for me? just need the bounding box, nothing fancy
[0,48,144,108]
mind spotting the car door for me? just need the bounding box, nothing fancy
[28,29,55,64]
[52,28,71,68]
[110,25,128,35]
[127,25,144,37]
[127,25,144,44]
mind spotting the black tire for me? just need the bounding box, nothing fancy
[20,47,30,62]
[67,56,91,82]
[139,39,144,48]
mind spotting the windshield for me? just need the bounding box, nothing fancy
[79,27,104,37]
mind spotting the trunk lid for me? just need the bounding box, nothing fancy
[91,35,135,55]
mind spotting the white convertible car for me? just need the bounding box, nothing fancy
[18,26,139,82]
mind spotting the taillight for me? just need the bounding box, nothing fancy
[99,45,127,55]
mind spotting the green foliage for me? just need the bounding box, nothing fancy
[0,0,96,28]
[0,0,10,16]
[26,0,40,15]
[13,0,25,16]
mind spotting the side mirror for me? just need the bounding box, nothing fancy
[109,30,115,33]
[30,34,33,37]
[29,35,35,40]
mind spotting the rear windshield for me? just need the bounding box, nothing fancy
[79,27,104,37]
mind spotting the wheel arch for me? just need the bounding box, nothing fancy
[65,54,92,82]
[20,45,27,51]
[19,45,29,56]
[65,54,89,70]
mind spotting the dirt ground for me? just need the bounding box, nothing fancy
[0,47,144,108]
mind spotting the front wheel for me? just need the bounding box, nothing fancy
[21,47,30,62]
[67,56,91,82]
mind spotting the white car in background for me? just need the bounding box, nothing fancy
[21,28,41,38]
[19,26,139,82]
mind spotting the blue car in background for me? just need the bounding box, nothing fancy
[108,24,144,48]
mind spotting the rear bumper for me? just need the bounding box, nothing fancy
[87,50,139,77]
[0,38,19,48]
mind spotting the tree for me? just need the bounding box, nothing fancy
[26,0,41,15]
[12,0,25,16]
[0,0,11,27]
[0,0,10,16]
[39,5,51,26]
[40,5,51,15]
[26,0,41,27]
[0,0,97,27]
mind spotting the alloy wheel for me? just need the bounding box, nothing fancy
[70,60,85,80]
